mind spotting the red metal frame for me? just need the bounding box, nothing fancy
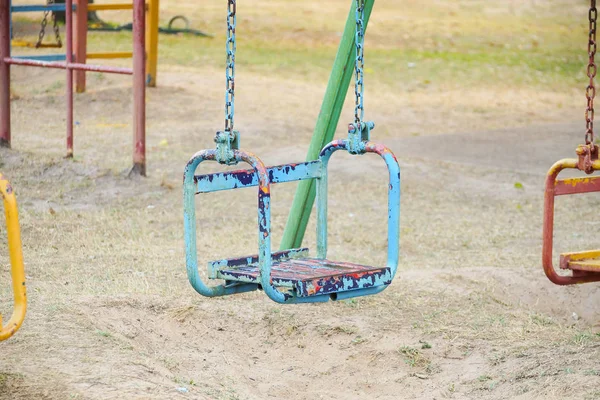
[0,0,146,175]
[542,158,600,284]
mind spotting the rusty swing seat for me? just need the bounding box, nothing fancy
[543,147,600,284]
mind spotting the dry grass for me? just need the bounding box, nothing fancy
[2,0,600,399]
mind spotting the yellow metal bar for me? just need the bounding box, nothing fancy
[11,40,36,48]
[145,0,159,87]
[0,174,26,341]
[87,51,133,59]
[87,3,133,11]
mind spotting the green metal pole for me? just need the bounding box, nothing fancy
[280,0,374,250]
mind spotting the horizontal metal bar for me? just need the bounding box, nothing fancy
[11,4,68,12]
[88,3,133,11]
[87,52,133,59]
[4,57,133,75]
[195,160,322,194]
[11,54,67,62]
[555,176,600,196]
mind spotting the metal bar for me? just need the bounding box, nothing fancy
[87,3,133,11]
[0,174,27,341]
[74,0,88,93]
[0,0,10,148]
[11,4,67,12]
[87,51,132,59]
[145,0,159,86]
[317,139,400,286]
[280,0,375,250]
[11,54,67,61]
[131,0,146,175]
[66,0,74,157]
[195,161,322,193]
[4,57,133,74]
[554,176,600,196]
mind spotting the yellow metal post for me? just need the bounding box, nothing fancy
[0,174,26,341]
[145,0,159,87]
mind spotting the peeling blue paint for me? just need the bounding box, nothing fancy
[183,139,400,304]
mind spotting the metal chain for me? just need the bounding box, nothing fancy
[586,0,597,145]
[36,6,50,48]
[225,0,236,133]
[354,0,365,125]
[36,0,62,48]
[52,0,63,48]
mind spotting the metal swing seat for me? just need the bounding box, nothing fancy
[183,0,400,303]
[542,1,600,285]
[543,145,600,284]
[184,139,400,304]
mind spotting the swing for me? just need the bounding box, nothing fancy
[542,0,600,285]
[183,0,400,303]
[0,174,26,341]
[12,0,63,49]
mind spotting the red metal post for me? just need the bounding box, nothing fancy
[131,0,146,176]
[74,0,88,93]
[0,0,10,148]
[65,0,74,157]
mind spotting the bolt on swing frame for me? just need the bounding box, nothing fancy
[183,0,400,303]
[0,174,26,341]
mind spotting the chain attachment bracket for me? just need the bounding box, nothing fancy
[214,130,239,165]
[347,121,374,154]
[576,143,599,174]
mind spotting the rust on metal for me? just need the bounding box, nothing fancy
[542,158,600,284]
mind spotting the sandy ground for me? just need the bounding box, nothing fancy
[2,8,600,399]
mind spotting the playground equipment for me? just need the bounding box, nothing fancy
[183,0,400,303]
[0,0,147,175]
[10,0,63,48]
[543,0,600,285]
[9,0,159,89]
[0,174,26,341]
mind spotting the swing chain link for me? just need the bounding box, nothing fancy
[586,0,597,146]
[215,0,239,165]
[225,0,236,133]
[52,1,63,48]
[36,0,62,49]
[347,0,374,155]
[354,0,365,125]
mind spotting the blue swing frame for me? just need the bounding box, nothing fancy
[183,138,400,304]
